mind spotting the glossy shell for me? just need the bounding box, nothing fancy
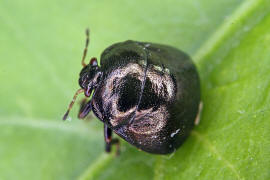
[91,40,200,154]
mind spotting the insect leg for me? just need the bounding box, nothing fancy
[194,101,203,125]
[63,88,84,120]
[78,98,92,119]
[104,124,120,155]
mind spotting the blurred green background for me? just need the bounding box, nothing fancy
[0,0,270,179]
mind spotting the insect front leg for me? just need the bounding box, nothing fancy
[78,98,92,119]
[104,124,120,155]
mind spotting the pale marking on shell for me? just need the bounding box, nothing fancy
[102,63,145,127]
[170,129,180,138]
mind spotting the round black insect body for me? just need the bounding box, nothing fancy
[63,29,200,154]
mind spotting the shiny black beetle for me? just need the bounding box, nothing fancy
[63,29,200,154]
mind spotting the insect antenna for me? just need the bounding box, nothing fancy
[81,28,90,67]
[63,88,84,120]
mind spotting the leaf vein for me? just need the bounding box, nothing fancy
[193,0,264,64]
[191,130,244,180]
[0,117,97,137]
[77,153,114,180]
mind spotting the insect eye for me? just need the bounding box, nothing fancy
[90,58,98,66]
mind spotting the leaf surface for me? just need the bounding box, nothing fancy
[0,0,269,179]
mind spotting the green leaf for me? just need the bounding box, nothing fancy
[0,0,269,179]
